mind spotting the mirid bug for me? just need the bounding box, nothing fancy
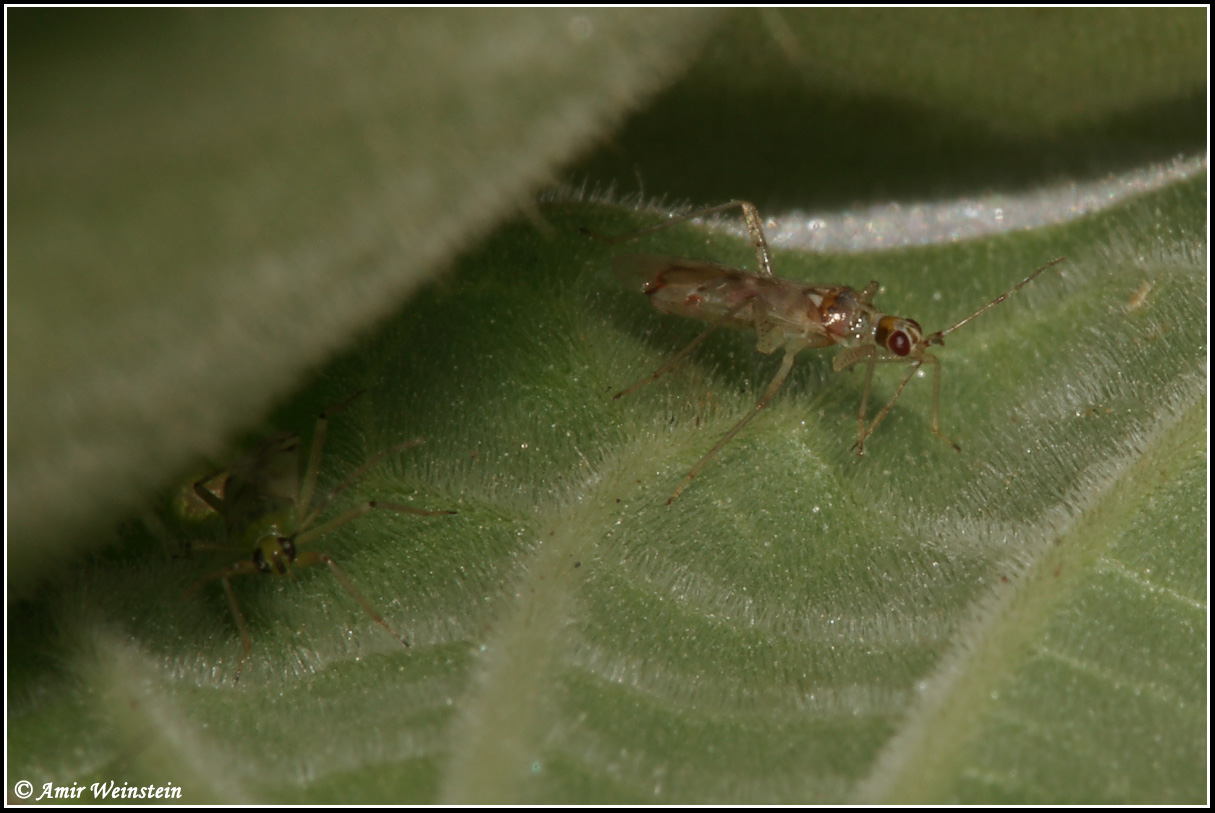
[184,394,453,683]
[596,201,1065,504]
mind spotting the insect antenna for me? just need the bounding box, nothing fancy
[927,256,1066,346]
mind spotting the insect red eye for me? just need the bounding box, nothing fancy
[889,330,911,356]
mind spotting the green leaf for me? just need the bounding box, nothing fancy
[8,9,1206,805]
[8,8,721,589]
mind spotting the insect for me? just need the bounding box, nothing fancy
[596,200,1065,504]
[183,393,453,683]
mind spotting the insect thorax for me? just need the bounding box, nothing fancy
[225,493,298,554]
[817,288,875,346]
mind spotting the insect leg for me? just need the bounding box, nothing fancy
[295,499,453,554]
[294,550,410,648]
[183,559,261,602]
[857,280,881,305]
[614,296,755,400]
[182,559,265,684]
[587,200,775,277]
[300,439,435,532]
[855,355,958,454]
[925,354,959,451]
[220,576,253,684]
[725,200,774,278]
[856,348,879,454]
[298,409,334,523]
[183,541,246,557]
[297,391,370,521]
[192,468,227,514]
[833,344,881,454]
[666,346,799,505]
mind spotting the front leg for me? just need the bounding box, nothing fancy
[833,345,879,454]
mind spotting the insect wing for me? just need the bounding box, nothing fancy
[615,255,761,323]
[612,254,741,291]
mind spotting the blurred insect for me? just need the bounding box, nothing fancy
[593,200,1065,504]
[1124,279,1152,312]
[184,393,453,683]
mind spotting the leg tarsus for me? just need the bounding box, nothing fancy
[220,577,252,686]
[297,552,411,649]
[926,355,961,452]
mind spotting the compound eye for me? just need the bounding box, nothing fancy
[888,330,911,356]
